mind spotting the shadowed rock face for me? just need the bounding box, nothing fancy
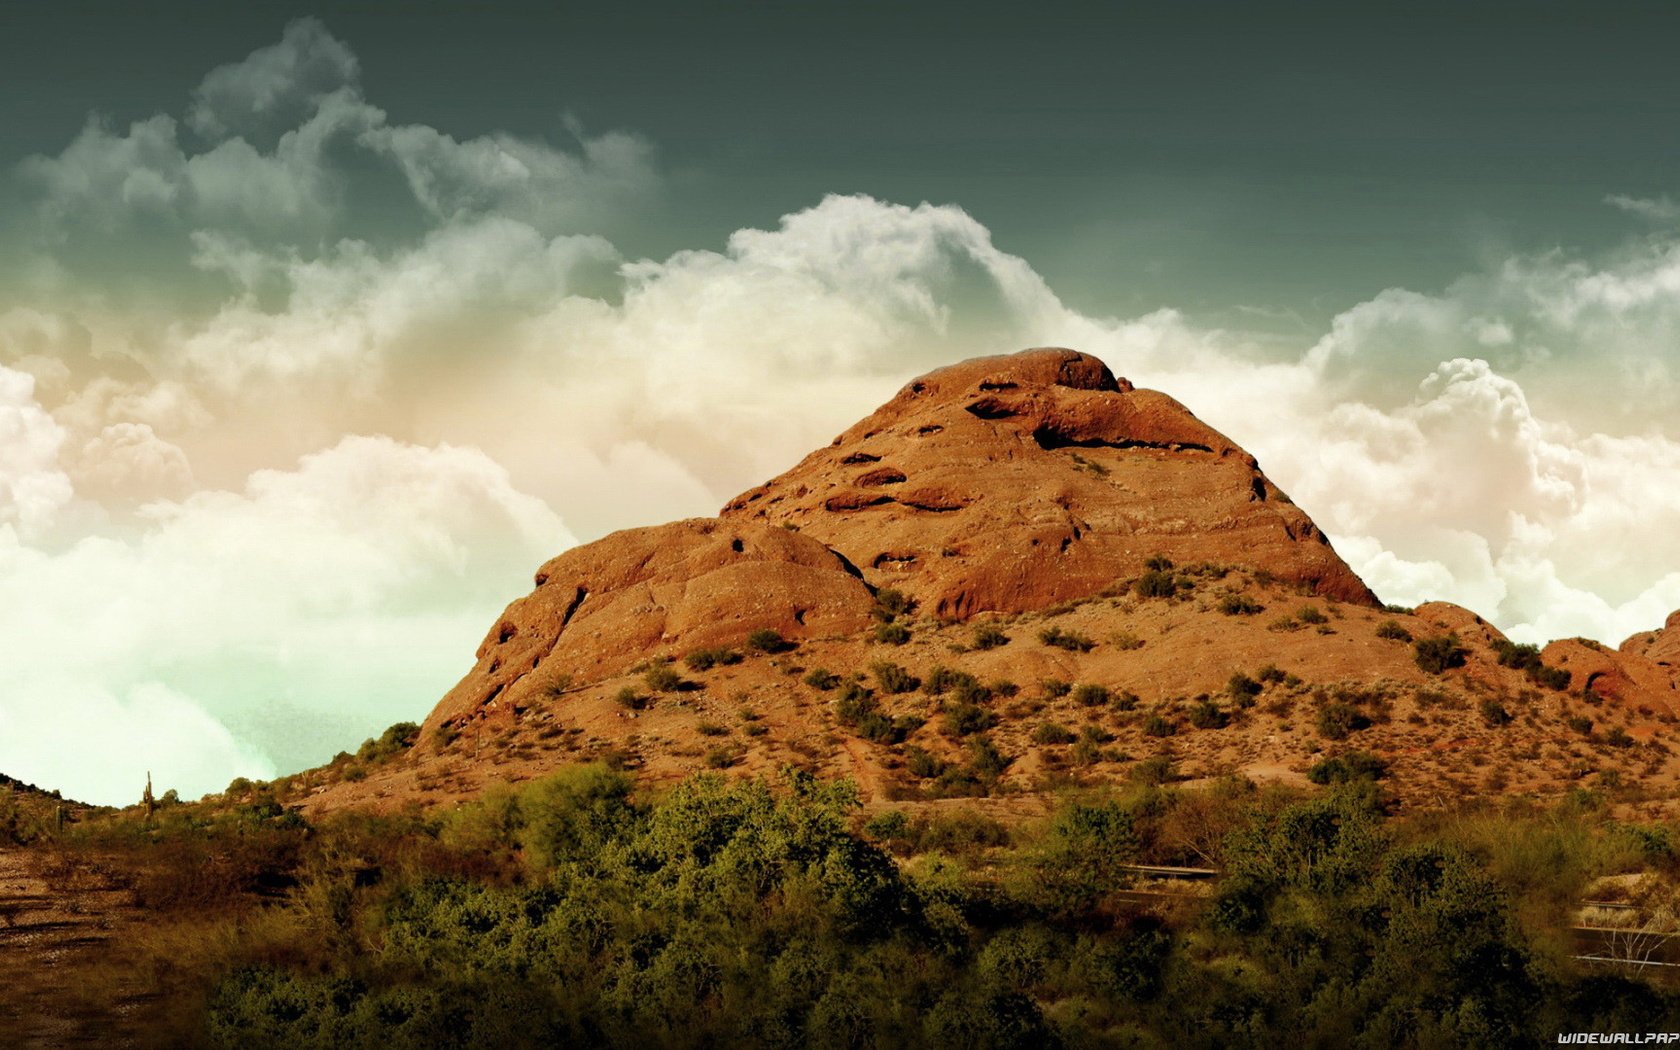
[425,519,876,729]
[722,348,1377,618]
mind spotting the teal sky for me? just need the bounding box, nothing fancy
[7,1,1680,327]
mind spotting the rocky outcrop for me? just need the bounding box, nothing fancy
[722,348,1376,618]
[425,519,876,730]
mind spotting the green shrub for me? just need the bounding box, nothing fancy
[862,809,911,841]
[804,668,841,690]
[1605,727,1635,749]
[615,686,647,711]
[1112,690,1141,712]
[1142,714,1176,737]
[1111,631,1145,650]
[1072,683,1110,707]
[1227,672,1263,701]
[1479,699,1513,727]
[684,647,743,672]
[1040,678,1072,699]
[1189,700,1229,730]
[923,666,972,695]
[906,747,947,778]
[644,664,685,692]
[696,721,729,737]
[1566,715,1593,736]
[1316,702,1369,740]
[1414,634,1468,674]
[942,701,996,737]
[1039,627,1095,652]
[747,628,795,653]
[1296,605,1328,625]
[1033,722,1077,745]
[874,587,913,619]
[972,625,1010,650]
[1307,750,1388,784]
[1134,570,1178,599]
[872,661,921,694]
[1375,620,1413,642]
[875,622,911,646]
[1219,593,1263,615]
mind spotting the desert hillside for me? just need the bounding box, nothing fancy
[286,349,1680,816]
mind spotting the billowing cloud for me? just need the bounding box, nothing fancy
[0,437,572,804]
[187,18,360,141]
[0,364,71,538]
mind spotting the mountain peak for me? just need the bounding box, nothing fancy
[723,347,1376,618]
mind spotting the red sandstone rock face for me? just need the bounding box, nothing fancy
[424,519,876,730]
[722,348,1376,618]
[1623,610,1680,676]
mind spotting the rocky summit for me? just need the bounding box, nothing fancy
[722,348,1376,616]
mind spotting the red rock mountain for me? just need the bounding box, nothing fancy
[428,348,1375,731]
[722,348,1376,616]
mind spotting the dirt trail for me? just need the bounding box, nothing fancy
[0,848,158,1048]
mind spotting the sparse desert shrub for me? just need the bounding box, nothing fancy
[1490,639,1572,690]
[1033,722,1077,745]
[1134,570,1178,599]
[644,664,685,692]
[1413,634,1468,674]
[942,701,996,737]
[1189,700,1230,730]
[872,661,921,694]
[1316,702,1368,740]
[1296,605,1328,625]
[704,747,738,769]
[1073,683,1111,707]
[1040,678,1073,699]
[1227,673,1263,702]
[696,721,729,737]
[1219,593,1263,616]
[747,628,795,653]
[804,668,840,690]
[356,721,420,765]
[874,587,913,620]
[1146,555,1174,571]
[1039,627,1095,652]
[906,747,947,778]
[1566,715,1594,736]
[923,666,970,695]
[1131,755,1176,785]
[1307,750,1388,784]
[1375,620,1413,643]
[1257,664,1287,684]
[1111,631,1145,650]
[1605,727,1635,749]
[1142,714,1176,737]
[1479,699,1513,727]
[972,625,1010,650]
[615,686,648,711]
[1112,690,1141,712]
[685,647,743,672]
[875,622,912,646]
